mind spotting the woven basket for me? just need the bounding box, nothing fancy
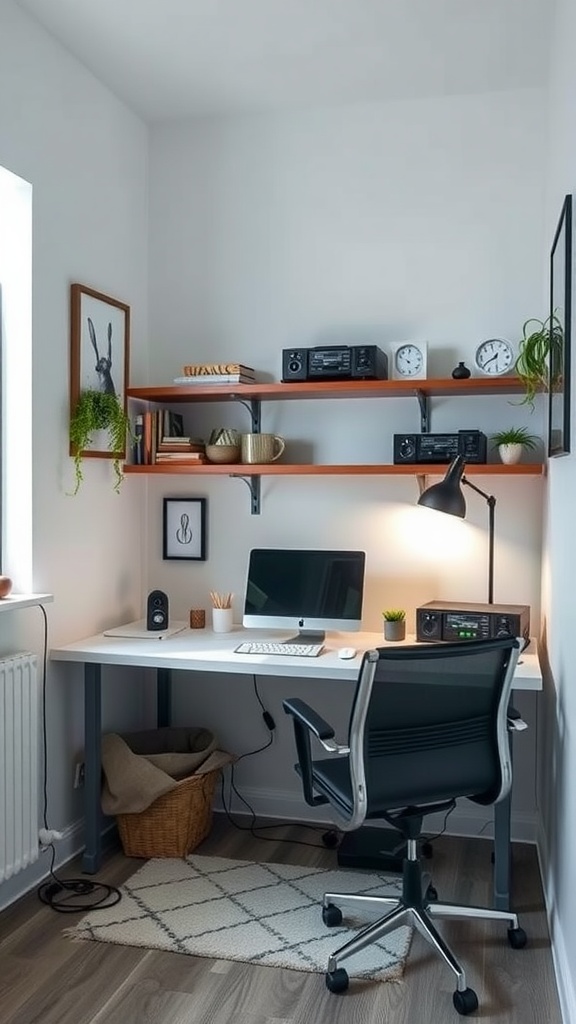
[116,767,220,859]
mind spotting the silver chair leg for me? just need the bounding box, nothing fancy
[428,900,519,930]
[327,904,409,973]
[412,908,468,994]
[323,891,399,914]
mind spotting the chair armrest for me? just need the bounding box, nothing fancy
[282,698,350,754]
[282,698,348,809]
[507,706,528,732]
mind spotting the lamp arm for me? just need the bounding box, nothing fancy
[462,477,496,604]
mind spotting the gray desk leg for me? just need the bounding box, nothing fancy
[82,662,102,874]
[493,792,511,910]
[157,668,172,727]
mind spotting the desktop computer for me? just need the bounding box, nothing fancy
[239,548,366,654]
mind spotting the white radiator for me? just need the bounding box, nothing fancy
[0,653,39,882]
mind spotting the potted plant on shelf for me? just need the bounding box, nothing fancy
[490,426,539,465]
[382,609,406,642]
[69,390,130,495]
[514,313,563,409]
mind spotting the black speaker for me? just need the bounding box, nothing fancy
[146,590,169,631]
[282,348,308,381]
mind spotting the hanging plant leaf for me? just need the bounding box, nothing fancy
[514,311,564,409]
[69,389,131,495]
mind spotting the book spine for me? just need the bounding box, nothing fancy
[182,363,254,376]
[133,415,144,465]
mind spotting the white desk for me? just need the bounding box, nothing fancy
[51,627,542,907]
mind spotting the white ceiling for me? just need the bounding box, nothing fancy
[16,0,551,122]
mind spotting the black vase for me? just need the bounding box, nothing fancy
[452,361,471,379]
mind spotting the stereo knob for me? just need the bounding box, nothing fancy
[496,617,512,637]
[399,438,416,460]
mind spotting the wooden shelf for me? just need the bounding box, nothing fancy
[126,376,542,511]
[127,376,530,404]
[124,462,543,477]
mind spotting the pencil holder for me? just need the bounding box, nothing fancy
[212,607,233,633]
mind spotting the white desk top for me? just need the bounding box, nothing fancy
[50,625,542,690]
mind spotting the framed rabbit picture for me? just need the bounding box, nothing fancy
[69,283,130,465]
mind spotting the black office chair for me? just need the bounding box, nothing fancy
[283,637,527,1016]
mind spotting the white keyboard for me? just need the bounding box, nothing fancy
[235,641,324,658]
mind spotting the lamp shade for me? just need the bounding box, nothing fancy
[417,454,467,518]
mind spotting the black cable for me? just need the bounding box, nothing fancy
[36,603,122,913]
[219,675,334,850]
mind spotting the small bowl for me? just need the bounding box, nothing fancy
[205,444,241,464]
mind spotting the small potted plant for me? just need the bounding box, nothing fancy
[69,389,131,495]
[490,426,538,465]
[382,609,406,642]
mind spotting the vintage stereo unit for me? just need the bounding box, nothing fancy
[393,429,487,464]
[416,600,530,644]
[282,345,388,382]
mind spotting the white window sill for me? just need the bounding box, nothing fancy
[0,593,53,611]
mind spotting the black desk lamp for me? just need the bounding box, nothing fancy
[417,454,496,604]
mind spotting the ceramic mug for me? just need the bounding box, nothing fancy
[241,433,285,464]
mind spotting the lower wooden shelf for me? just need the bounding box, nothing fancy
[124,463,544,476]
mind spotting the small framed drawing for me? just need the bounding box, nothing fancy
[163,498,207,561]
[548,194,572,457]
[69,283,130,459]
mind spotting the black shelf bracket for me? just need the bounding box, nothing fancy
[229,473,261,515]
[415,389,429,433]
[233,397,261,433]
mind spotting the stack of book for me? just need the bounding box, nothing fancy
[132,410,207,465]
[173,362,256,385]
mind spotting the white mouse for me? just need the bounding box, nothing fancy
[337,647,357,660]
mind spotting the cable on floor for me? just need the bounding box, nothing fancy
[36,603,122,913]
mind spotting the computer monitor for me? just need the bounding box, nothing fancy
[242,548,366,643]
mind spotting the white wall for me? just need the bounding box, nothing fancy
[539,0,576,1018]
[147,89,547,833]
[0,1,149,908]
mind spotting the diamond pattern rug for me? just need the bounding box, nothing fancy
[68,854,412,982]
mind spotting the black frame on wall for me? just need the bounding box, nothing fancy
[549,193,572,457]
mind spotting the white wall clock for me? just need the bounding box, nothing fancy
[474,338,515,376]
[390,341,428,380]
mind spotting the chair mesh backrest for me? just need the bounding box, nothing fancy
[348,639,518,812]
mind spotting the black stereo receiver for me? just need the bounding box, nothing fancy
[416,601,530,644]
[394,430,487,464]
[282,345,388,382]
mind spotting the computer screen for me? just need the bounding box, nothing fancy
[242,548,366,642]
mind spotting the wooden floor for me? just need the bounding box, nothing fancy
[0,818,562,1024]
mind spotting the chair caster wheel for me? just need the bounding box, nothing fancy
[421,841,433,859]
[322,903,343,927]
[322,829,339,849]
[425,883,438,902]
[326,968,349,993]
[453,987,479,1015]
[508,926,527,949]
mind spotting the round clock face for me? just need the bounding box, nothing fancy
[395,344,424,377]
[474,338,514,376]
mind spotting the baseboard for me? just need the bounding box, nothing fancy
[217,786,538,844]
[537,818,574,1024]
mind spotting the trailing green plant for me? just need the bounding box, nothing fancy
[514,312,564,409]
[490,426,538,450]
[69,389,130,495]
[382,608,406,622]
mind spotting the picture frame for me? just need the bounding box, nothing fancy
[69,283,130,459]
[163,498,207,561]
[548,194,572,457]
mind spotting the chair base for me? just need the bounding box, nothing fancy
[336,826,405,873]
[322,886,525,1012]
